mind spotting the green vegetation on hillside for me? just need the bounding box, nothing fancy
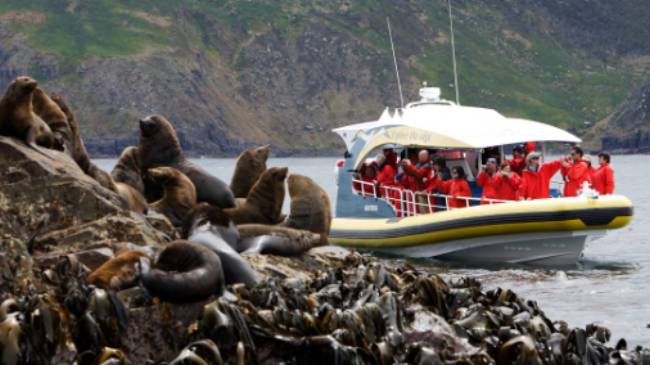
[0,0,646,153]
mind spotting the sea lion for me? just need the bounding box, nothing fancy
[282,174,332,243]
[141,240,225,303]
[230,144,270,198]
[111,146,145,194]
[148,167,197,227]
[115,182,148,214]
[31,87,71,153]
[87,250,149,290]
[237,224,324,256]
[138,114,235,208]
[224,167,287,225]
[0,76,58,157]
[184,203,257,286]
[49,93,116,191]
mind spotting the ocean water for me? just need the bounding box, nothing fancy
[94,154,650,345]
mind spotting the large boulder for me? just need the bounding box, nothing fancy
[0,136,173,252]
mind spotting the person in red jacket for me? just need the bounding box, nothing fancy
[375,154,396,187]
[517,152,562,200]
[509,146,526,175]
[592,152,615,195]
[477,157,499,204]
[402,149,433,214]
[560,146,592,197]
[438,166,472,209]
[493,161,521,201]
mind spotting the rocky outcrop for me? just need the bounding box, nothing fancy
[0,136,174,252]
[584,81,650,153]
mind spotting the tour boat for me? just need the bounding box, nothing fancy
[329,86,633,266]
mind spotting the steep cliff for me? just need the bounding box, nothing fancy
[0,0,647,155]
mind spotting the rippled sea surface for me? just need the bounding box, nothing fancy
[95,155,650,345]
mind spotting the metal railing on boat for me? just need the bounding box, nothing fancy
[352,179,511,217]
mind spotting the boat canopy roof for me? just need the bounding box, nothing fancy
[333,102,581,162]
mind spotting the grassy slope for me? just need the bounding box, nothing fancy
[0,0,643,142]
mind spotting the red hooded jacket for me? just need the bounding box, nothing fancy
[592,163,615,195]
[561,160,592,197]
[492,172,521,201]
[437,178,471,208]
[477,171,498,203]
[518,160,562,199]
[403,162,432,192]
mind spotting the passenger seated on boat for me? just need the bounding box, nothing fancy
[592,152,615,195]
[517,152,562,200]
[477,157,499,204]
[431,166,471,209]
[402,149,433,214]
[560,146,592,197]
[493,161,521,201]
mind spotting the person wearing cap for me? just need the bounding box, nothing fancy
[402,149,433,214]
[477,157,499,204]
[517,152,563,200]
[592,152,615,195]
[560,146,592,197]
[493,161,521,201]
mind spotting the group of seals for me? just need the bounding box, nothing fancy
[1,75,334,306]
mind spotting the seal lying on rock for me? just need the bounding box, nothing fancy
[184,203,257,286]
[138,114,235,209]
[141,240,225,303]
[230,144,270,198]
[148,167,196,227]
[87,250,149,290]
[111,146,145,195]
[0,76,59,157]
[281,174,332,244]
[224,167,287,225]
[237,224,324,256]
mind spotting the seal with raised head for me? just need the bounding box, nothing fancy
[0,76,58,156]
[230,144,270,198]
[111,146,145,194]
[237,224,324,256]
[184,203,257,286]
[224,167,287,225]
[31,87,72,153]
[281,174,332,243]
[49,93,116,191]
[138,114,235,208]
[141,240,225,303]
[148,166,197,227]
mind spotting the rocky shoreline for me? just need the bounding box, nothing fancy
[1,131,649,364]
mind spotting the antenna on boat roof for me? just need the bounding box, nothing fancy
[386,17,404,108]
[448,0,460,105]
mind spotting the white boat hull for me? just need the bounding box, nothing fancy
[358,230,606,267]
